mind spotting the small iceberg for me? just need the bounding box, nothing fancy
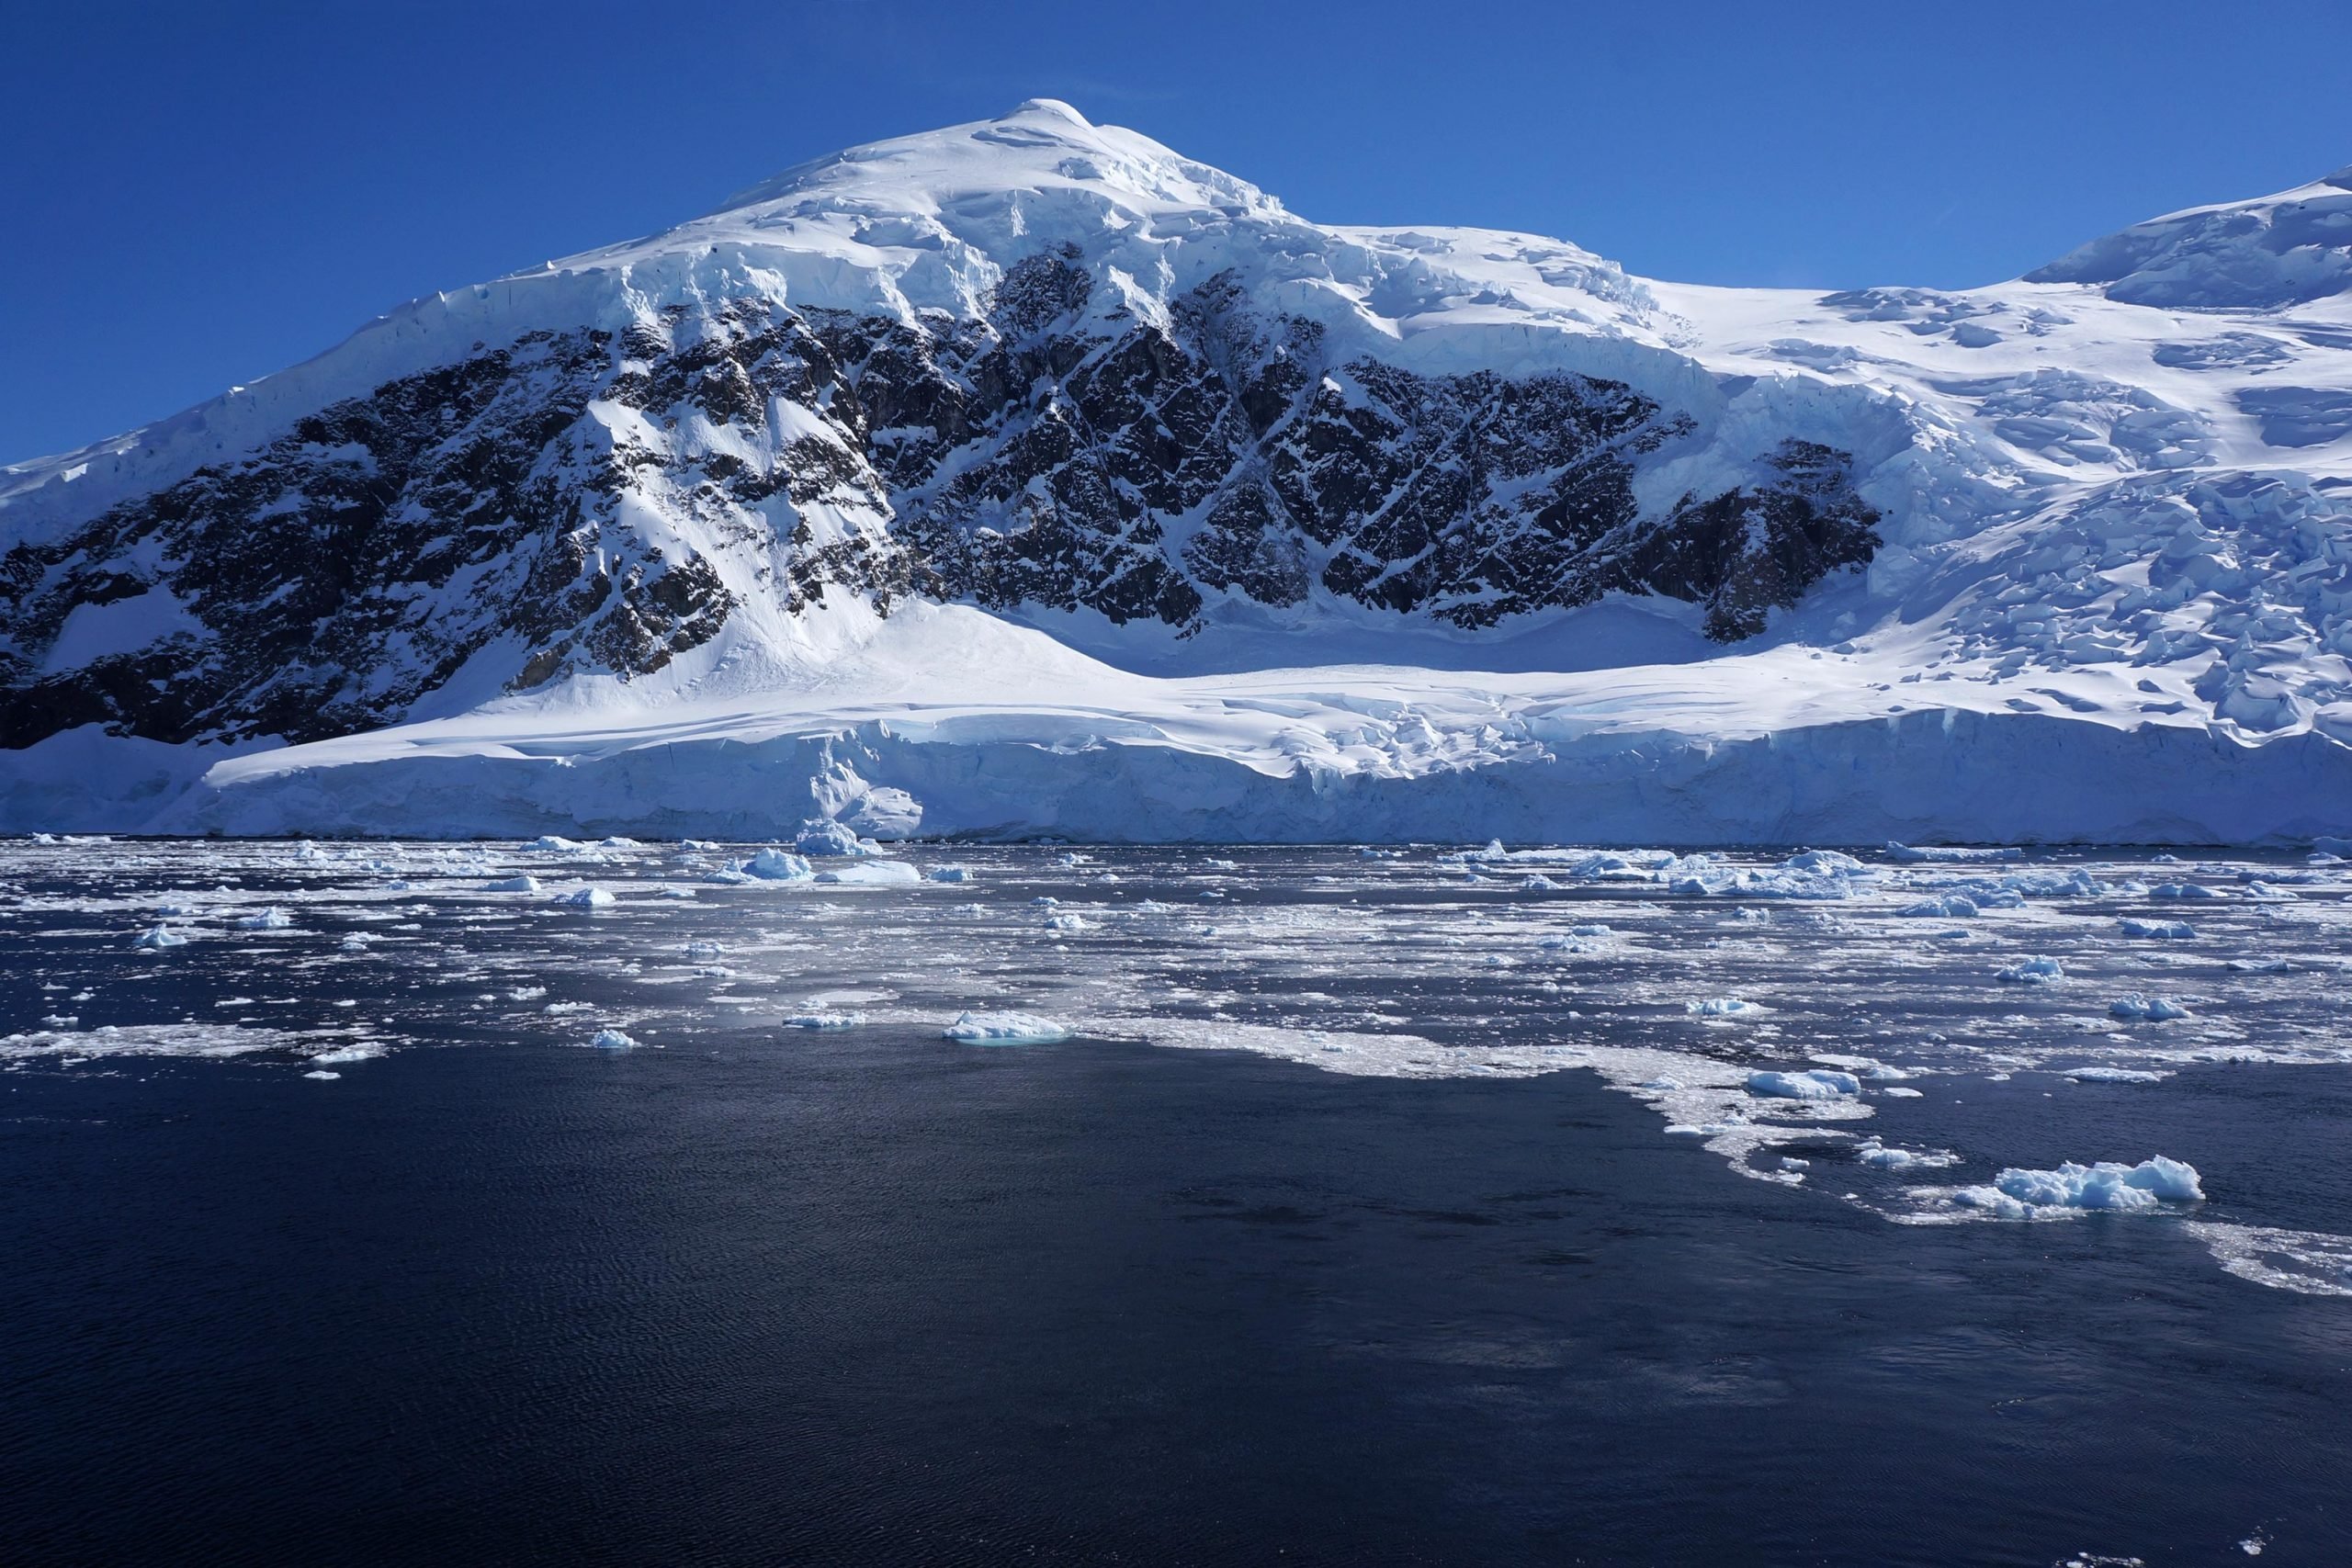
[133,925,188,951]
[1996,956,2064,984]
[588,1028,643,1050]
[237,907,293,931]
[1687,997,1765,1018]
[793,818,873,857]
[2120,918,2196,939]
[2109,994,2190,1021]
[1745,1068,1860,1100]
[1954,1156,2203,1218]
[741,848,814,881]
[1898,895,1980,919]
[943,1011,1072,1045]
[482,874,541,894]
[553,887,616,908]
[786,1012,866,1031]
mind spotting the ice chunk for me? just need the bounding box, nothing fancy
[588,1028,642,1050]
[786,1012,866,1031]
[302,1070,341,1081]
[740,849,813,881]
[1996,956,2065,983]
[1746,1068,1860,1100]
[943,1011,1072,1045]
[2108,994,2190,1021]
[793,819,872,857]
[2064,1066,2168,1083]
[1687,997,1766,1017]
[482,874,541,893]
[311,1044,384,1065]
[1781,849,1870,876]
[1899,895,1980,918]
[1855,1138,1958,1170]
[1972,1156,2205,1214]
[132,925,188,950]
[523,835,582,852]
[552,887,616,908]
[814,860,922,886]
[237,907,292,931]
[2120,918,2196,939]
[927,865,976,883]
[2152,882,2222,899]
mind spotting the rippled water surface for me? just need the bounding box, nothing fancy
[5,838,2350,1565]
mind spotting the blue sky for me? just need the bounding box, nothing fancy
[6,0,2348,466]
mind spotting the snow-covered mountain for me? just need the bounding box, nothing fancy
[5,102,2350,842]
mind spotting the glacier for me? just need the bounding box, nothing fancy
[5,99,2351,842]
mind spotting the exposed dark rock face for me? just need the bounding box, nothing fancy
[2,264,1878,748]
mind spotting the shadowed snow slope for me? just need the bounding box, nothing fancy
[4,103,2350,840]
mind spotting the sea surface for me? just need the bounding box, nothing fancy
[4,838,2349,1565]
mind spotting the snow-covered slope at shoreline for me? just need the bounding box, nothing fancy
[5,102,2350,841]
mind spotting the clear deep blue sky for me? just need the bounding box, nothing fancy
[6,0,2348,466]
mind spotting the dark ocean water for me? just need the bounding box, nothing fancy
[3,842,2349,1565]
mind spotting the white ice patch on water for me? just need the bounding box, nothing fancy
[944,1010,1072,1044]
[814,861,922,886]
[2196,1223,2352,1298]
[786,1012,865,1030]
[741,849,813,881]
[1747,1069,1860,1100]
[1950,1156,2204,1219]
[1,1022,358,1062]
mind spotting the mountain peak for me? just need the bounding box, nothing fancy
[1005,97,1093,129]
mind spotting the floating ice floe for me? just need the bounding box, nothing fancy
[740,848,813,881]
[1855,1137,1959,1170]
[927,865,975,883]
[1687,997,1766,1018]
[793,819,873,857]
[132,925,187,950]
[303,1070,341,1080]
[1746,1068,1860,1100]
[786,1012,866,1030]
[2196,1222,2352,1298]
[943,1011,1072,1045]
[237,907,292,931]
[553,886,616,908]
[482,874,540,893]
[1996,955,2065,983]
[814,861,921,886]
[2064,1066,2170,1083]
[311,1044,384,1066]
[523,835,583,852]
[2153,882,2222,899]
[1900,895,1981,918]
[1951,1156,2203,1218]
[588,1028,643,1049]
[2109,994,2191,1021]
[2120,918,2197,939]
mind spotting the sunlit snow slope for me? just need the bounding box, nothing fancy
[4,102,2350,841]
